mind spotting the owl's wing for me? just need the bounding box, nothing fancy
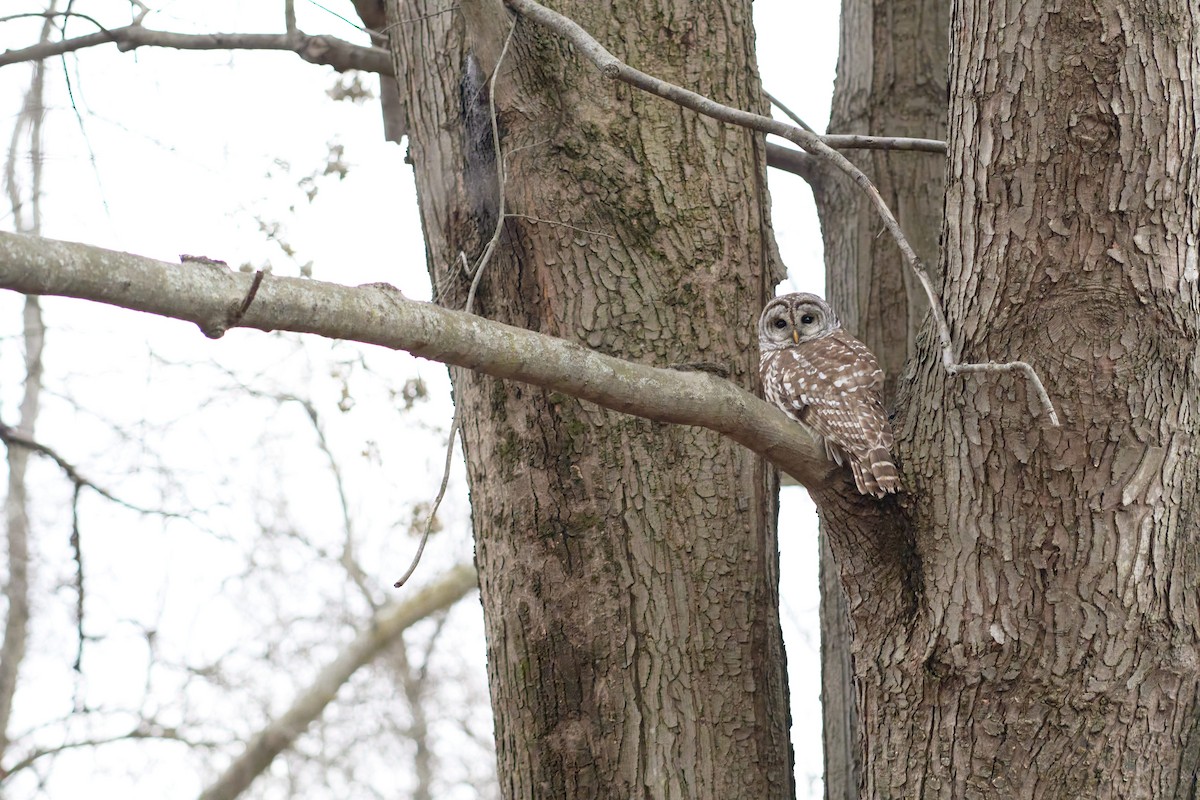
[769,334,892,460]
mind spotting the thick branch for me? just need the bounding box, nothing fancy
[0,232,836,490]
[0,24,390,73]
[198,563,478,800]
[765,142,821,185]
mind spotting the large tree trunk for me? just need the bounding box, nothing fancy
[814,0,948,796]
[388,2,792,797]
[823,0,1200,797]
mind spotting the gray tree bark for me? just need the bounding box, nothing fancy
[819,0,1200,797]
[814,0,948,796]
[1,1,1194,798]
[387,1,794,797]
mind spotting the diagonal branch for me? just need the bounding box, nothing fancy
[0,23,390,73]
[0,231,837,491]
[504,0,1058,427]
[197,563,478,800]
[1,15,945,162]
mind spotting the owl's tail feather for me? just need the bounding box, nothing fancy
[852,448,900,499]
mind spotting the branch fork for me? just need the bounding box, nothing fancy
[503,0,1059,427]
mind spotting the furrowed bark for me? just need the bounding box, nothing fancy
[389,1,794,796]
[814,0,949,795]
[840,1,1200,797]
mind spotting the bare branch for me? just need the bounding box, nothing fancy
[0,24,390,74]
[284,0,298,41]
[503,0,932,316]
[764,89,817,134]
[0,231,837,490]
[948,361,1060,427]
[0,423,185,518]
[766,91,946,154]
[397,18,518,588]
[69,484,84,676]
[765,142,820,185]
[197,564,478,800]
[504,0,1058,427]
[821,134,946,154]
[2,719,222,780]
[0,10,108,31]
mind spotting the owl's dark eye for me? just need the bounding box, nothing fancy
[800,313,815,325]
[772,318,788,329]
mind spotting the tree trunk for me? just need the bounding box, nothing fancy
[388,2,793,797]
[823,0,1200,797]
[814,0,948,797]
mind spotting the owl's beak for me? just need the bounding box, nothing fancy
[792,329,800,344]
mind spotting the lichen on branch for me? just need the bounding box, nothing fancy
[0,231,838,492]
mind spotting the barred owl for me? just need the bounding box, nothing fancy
[758,293,900,498]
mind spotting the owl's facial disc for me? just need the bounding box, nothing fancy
[793,302,828,338]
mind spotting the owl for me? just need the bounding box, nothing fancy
[758,293,900,498]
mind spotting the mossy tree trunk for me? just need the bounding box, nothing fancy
[391,0,1200,798]
[387,1,793,797]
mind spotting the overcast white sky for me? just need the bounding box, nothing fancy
[1,1,839,796]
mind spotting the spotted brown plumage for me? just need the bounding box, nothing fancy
[758,292,900,498]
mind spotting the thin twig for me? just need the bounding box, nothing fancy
[764,90,816,133]
[0,10,105,29]
[766,93,947,153]
[821,134,946,153]
[0,423,185,518]
[2,722,222,780]
[505,0,1058,427]
[278,393,380,607]
[948,362,1060,426]
[70,483,84,674]
[504,213,616,239]
[227,269,266,328]
[0,23,390,73]
[464,27,515,311]
[396,19,519,588]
